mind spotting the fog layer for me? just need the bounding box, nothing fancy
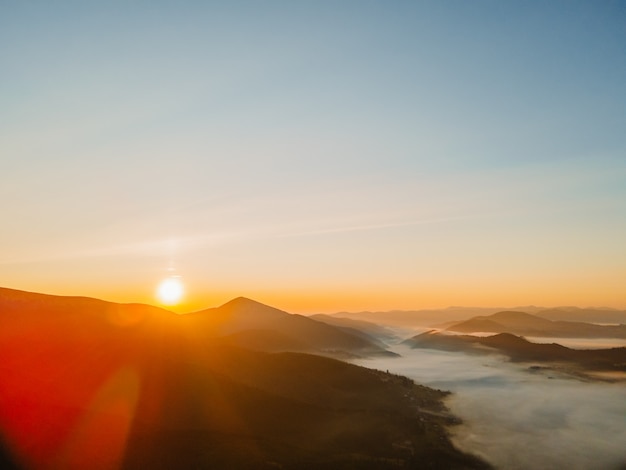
[525,336,626,350]
[354,345,626,470]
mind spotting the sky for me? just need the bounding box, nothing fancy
[2,1,625,313]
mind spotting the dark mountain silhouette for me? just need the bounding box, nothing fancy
[0,287,489,469]
[404,331,626,375]
[447,311,626,338]
[181,297,396,357]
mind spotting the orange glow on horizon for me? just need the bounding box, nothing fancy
[3,276,626,315]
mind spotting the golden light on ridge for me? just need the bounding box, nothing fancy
[156,276,184,305]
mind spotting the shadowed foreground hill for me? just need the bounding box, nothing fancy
[0,288,488,469]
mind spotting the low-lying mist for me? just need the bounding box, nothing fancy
[354,345,626,470]
[525,336,626,349]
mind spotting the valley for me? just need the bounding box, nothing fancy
[2,287,625,469]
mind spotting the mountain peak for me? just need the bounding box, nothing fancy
[223,296,257,306]
[220,297,275,310]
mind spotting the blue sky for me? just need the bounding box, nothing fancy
[1,1,625,311]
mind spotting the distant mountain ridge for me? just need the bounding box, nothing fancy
[0,286,488,469]
[446,311,626,338]
[330,306,626,328]
[404,331,626,377]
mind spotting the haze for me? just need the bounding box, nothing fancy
[2,1,625,313]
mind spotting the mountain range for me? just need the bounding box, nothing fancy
[329,306,626,329]
[0,287,488,469]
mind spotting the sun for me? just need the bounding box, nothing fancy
[156,276,184,305]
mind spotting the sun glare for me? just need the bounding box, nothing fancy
[157,277,184,305]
